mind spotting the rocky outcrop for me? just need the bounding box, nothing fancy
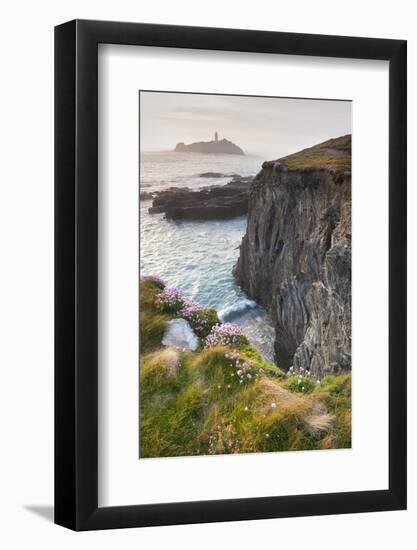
[234,160,351,377]
[140,191,156,200]
[199,172,240,178]
[148,176,252,220]
[162,319,199,351]
[175,138,244,155]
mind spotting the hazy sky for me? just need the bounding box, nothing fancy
[139,91,351,159]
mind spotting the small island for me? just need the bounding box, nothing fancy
[174,131,244,155]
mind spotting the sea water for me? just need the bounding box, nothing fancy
[140,151,275,361]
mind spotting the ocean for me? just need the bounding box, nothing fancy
[140,151,275,361]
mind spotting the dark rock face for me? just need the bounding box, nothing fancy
[140,191,156,200]
[234,165,351,377]
[175,138,244,155]
[148,176,252,220]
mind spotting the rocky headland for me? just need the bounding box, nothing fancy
[147,175,252,220]
[234,135,352,378]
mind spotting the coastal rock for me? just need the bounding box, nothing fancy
[199,172,240,178]
[175,138,244,155]
[234,137,351,377]
[199,172,225,178]
[148,176,252,220]
[162,319,199,351]
[140,191,156,200]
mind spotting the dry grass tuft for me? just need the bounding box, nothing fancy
[142,347,181,376]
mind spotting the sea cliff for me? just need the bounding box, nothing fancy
[234,136,352,377]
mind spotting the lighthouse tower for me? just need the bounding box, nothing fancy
[214,131,218,142]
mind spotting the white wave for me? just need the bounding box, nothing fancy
[218,298,258,322]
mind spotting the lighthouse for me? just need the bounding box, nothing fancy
[214,131,218,142]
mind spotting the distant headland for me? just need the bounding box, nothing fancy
[174,131,244,155]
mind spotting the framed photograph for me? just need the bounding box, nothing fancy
[55,20,406,530]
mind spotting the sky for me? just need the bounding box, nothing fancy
[139,91,351,159]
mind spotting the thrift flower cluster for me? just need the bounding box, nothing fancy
[286,365,318,393]
[149,280,218,337]
[223,351,261,385]
[143,275,247,348]
[155,286,186,314]
[205,323,246,349]
[180,302,215,338]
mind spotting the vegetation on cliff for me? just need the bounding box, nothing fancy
[139,278,351,457]
[276,134,351,170]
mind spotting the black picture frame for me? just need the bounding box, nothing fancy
[55,19,407,531]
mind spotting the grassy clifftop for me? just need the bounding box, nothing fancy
[277,134,351,170]
[139,279,351,458]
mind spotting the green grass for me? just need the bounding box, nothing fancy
[140,310,170,354]
[277,134,352,170]
[139,280,352,456]
[313,373,352,449]
[140,348,181,398]
[140,280,174,353]
[285,374,317,393]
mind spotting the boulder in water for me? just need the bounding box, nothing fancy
[162,319,199,351]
